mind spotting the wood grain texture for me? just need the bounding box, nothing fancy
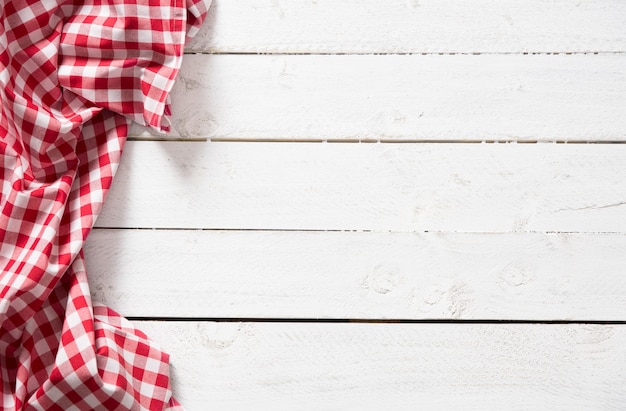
[133,321,626,410]
[185,0,626,53]
[85,1,626,405]
[86,230,626,320]
[128,54,626,141]
[95,141,626,232]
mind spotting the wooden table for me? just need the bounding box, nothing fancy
[85,0,626,408]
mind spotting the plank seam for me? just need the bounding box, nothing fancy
[91,227,626,235]
[127,138,626,144]
[183,51,626,56]
[126,317,626,324]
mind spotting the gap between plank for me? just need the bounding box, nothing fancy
[127,138,626,144]
[126,317,626,325]
[91,227,626,235]
[182,51,626,56]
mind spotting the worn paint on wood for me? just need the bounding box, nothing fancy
[129,54,626,141]
[133,321,626,410]
[96,141,626,232]
[186,0,626,53]
[91,1,626,403]
[86,229,626,320]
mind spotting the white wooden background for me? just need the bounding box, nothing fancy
[84,1,626,409]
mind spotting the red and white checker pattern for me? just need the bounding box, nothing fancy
[0,0,211,409]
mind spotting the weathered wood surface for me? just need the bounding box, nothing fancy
[95,141,626,232]
[86,230,626,320]
[133,321,626,410]
[90,1,626,406]
[129,54,626,141]
[185,0,626,54]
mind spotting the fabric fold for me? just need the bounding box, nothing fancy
[1,0,212,409]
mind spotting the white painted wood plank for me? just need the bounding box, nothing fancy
[95,142,626,232]
[129,54,626,141]
[133,321,626,410]
[186,0,626,53]
[87,230,626,320]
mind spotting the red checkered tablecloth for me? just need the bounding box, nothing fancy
[1,1,211,409]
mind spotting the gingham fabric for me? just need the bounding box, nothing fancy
[0,0,211,409]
